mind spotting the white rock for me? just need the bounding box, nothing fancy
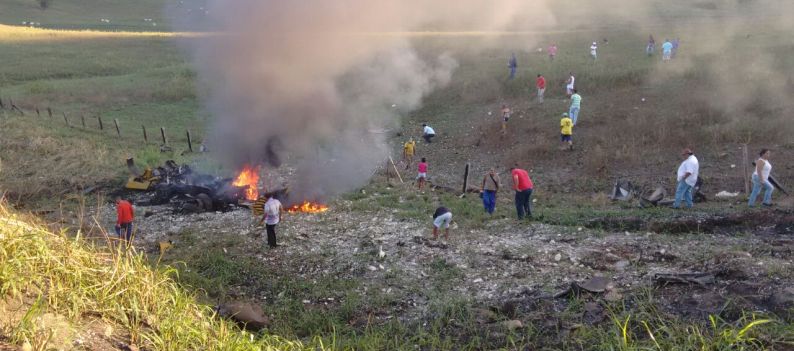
[367,265,377,271]
[554,253,562,262]
[473,278,483,283]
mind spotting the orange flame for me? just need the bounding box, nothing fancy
[286,201,329,214]
[232,164,260,201]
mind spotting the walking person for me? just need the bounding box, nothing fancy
[508,53,518,80]
[569,89,582,126]
[748,149,774,207]
[548,43,558,61]
[536,74,546,103]
[673,148,699,209]
[114,196,135,244]
[422,123,435,143]
[646,35,656,56]
[257,195,283,248]
[510,164,534,220]
[662,39,673,61]
[566,72,575,97]
[402,138,416,169]
[560,112,574,150]
[590,41,598,62]
[480,168,500,215]
[500,104,511,135]
[432,206,452,240]
[417,157,428,191]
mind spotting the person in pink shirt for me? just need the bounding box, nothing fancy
[417,157,428,191]
[548,43,558,61]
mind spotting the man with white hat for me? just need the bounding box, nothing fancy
[590,41,598,62]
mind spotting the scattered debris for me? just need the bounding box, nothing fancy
[216,302,270,331]
[608,180,634,201]
[714,191,740,199]
[555,276,614,298]
[653,272,715,286]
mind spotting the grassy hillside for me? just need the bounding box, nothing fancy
[0,0,169,30]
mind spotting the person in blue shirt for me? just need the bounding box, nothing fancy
[662,39,673,61]
[508,53,517,79]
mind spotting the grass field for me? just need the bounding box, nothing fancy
[1,1,794,350]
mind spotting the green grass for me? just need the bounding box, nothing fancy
[0,0,170,31]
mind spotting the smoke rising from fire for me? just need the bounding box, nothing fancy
[173,0,794,200]
[176,0,555,201]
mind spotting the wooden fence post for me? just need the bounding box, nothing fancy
[47,107,53,118]
[186,130,193,152]
[160,127,167,145]
[113,119,121,137]
[0,97,4,109]
[63,112,69,126]
[462,163,470,194]
[97,115,104,130]
[742,144,749,194]
[81,114,86,128]
[36,107,40,117]
[142,125,148,143]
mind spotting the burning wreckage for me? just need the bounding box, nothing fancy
[122,159,327,214]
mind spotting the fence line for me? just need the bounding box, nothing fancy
[0,98,201,153]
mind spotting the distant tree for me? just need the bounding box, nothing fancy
[39,0,51,10]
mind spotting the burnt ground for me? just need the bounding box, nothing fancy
[94,180,794,347]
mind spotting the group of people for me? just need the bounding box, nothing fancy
[647,35,680,61]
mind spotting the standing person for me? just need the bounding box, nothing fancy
[432,206,452,240]
[402,138,416,169]
[508,53,517,80]
[510,164,534,220]
[422,123,435,143]
[662,39,673,61]
[417,157,428,191]
[548,43,558,61]
[560,112,574,150]
[500,104,511,134]
[115,197,135,243]
[673,148,699,209]
[480,168,501,215]
[536,74,546,103]
[672,37,680,58]
[748,149,774,207]
[646,35,656,56]
[257,195,283,248]
[566,72,575,97]
[590,41,598,62]
[569,89,582,126]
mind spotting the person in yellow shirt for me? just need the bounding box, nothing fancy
[402,138,416,169]
[560,112,573,150]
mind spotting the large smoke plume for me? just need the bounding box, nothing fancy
[174,0,555,201]
[172,0,793,200]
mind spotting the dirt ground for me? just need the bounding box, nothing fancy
[96,186,794,335]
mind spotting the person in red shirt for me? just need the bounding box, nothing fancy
[536,74,546,103]
[115,197,135,243]
[510,163,534,220]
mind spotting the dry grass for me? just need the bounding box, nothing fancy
[0,24,199,42]
[0,202,319,350]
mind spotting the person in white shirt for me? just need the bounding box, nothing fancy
[422,123,436,143]
[590,41,598,61]
[673,148,699,209]
[748,148,774,207]
[257,196,283,248]
[566,72,575,97]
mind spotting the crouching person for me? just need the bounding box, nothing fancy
[432,206,452,240]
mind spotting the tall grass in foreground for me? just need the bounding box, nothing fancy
[0,204,319,350]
